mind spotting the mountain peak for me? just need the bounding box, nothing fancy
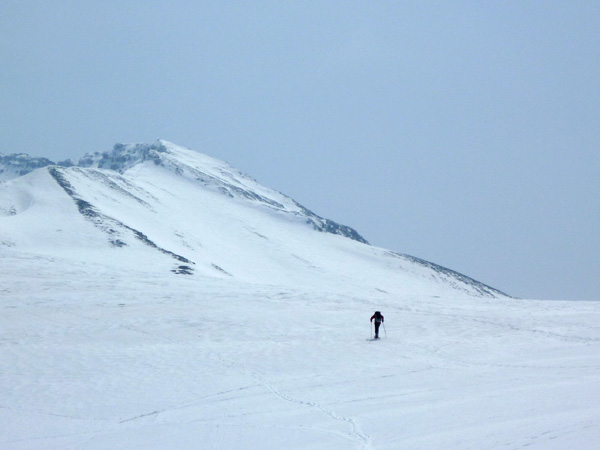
[0,140,369,244]
[76,140,168,173]
[1,140,172,180]
[0,140,508,297]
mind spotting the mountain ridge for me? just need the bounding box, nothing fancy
[0,140,509,298]
[1,140,368,244]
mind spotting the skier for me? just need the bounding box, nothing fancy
[370,311,384,339]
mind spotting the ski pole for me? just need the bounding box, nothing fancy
[383,322,387,338]
[370,321,373,339]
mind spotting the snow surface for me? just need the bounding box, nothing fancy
[2,254,599,449]
[1,141,599,449]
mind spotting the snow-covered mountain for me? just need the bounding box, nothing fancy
[2,141,600,450]
[0,140,505,298]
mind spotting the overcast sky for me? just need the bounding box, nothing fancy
[2,1,599,300]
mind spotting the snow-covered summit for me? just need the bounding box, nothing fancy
[2,140,367,243]
[77,140,170,173]
[0,140,507,298]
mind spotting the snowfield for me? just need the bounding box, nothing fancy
[2,256,599,450]
[1,141,599,449]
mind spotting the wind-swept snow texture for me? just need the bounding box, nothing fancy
[2,141,599,449]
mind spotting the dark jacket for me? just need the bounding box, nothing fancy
[370,312,384,323]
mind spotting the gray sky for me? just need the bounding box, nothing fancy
[2,1,599,300]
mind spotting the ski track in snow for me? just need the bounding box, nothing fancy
[215,356,373,450]
[33,302,371,450]
[115,313,372,449]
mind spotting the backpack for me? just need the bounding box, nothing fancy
[374,311,382,322]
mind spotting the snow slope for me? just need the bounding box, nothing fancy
[1,253,599,449]
[0,140,504,298]
[2,141,599,449]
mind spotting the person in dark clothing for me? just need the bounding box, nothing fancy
[370,311,384,339]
